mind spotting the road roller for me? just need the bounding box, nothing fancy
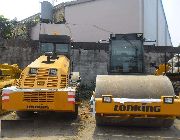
[90,33,180,127]
[2,34,81,119]
[0,63,21,114]
[154,54,180,96]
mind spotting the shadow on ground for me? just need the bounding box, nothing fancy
[93,121,180,140]
[1,112,80,138]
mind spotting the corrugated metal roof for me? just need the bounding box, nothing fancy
[20,0,97,22]
[54,0,96,9]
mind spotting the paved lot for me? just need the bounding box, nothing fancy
[1,107,180,140]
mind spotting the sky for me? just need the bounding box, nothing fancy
[0,0,179,46]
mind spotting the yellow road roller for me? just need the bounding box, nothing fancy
[2,34,80,118]
[0,63,21,114]
[153,55,180,95]
[90,33,180,127]
[0,63,21,90]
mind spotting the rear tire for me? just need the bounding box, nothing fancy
[16,111,34,119]
[162,119,174,128]
[95,115,105,126]
[70,104,78,120]
[95,115,174,128]
[64,105,78,120]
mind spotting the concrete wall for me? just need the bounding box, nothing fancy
[0,40,39,68]
[72,49,108,85]
[0,40,171,86]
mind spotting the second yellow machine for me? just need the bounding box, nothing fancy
[2,34,80,118]
[91,33,180,127]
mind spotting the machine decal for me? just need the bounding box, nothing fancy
[68,91,75,104]
[114,104,161,112]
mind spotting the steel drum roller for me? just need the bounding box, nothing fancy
[95,75,175,127]
[95,75,174,98]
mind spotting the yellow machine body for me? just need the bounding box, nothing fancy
[18,55,69,89]
[91,75,180,127]
[155,64,171,76]
[0,64,21,114]
[93,75,180,118]
[95,97,180,117]
[0,63,21,89]
[2,55,78,113]
[154,57,180,96]
[2,88,76,112]
[91,34,180,127]
[0,79,15,90]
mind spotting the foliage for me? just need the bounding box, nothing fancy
[78,82,96,100]
[0,15,12,39]
[12,14,40,40]
[0,14,40,40]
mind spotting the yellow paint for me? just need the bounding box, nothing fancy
[95,97,180,118]
[0,64,21,114]
[155,64,171,75]
[2,55,79,113]
[53,32,60,35]
[18,55,69,89]
[2,91,75,112]
[0,63,21,88]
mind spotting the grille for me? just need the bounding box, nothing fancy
[18,74,24,87]
[21,68,67,89]
[24,76,36,87]
[47,77,58,87]
[23,92,54,102]
[60,75,68,88]
[36,68,49,81]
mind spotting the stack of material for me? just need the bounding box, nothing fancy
[168,54,180,73]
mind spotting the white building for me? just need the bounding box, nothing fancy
[32,0,172,46]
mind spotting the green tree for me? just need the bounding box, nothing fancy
[0,15,12,39]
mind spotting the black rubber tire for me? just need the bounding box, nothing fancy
[71,104,78,119]
[66,105,78,120]
[172,81,180,96]
[95,115,174,128]
[162,119,175,128]
[16,111,34,119]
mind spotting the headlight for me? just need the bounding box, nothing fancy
[163,97,174,104]
[102,95,112,103]
[29,68,38,75]
[49,68,57,76]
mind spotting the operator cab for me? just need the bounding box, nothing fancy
[108,33,144,74]
[39,34,71,59]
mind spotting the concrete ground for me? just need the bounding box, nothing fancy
[1,104,180,140]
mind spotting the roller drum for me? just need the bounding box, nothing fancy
[95,75,175,127]
[95,75,174,98]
